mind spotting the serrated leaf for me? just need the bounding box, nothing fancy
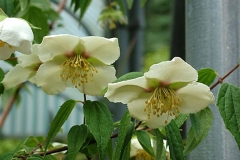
[68,124,88,160]
[83,100,113,160]
[184,107,213,155]
[216,83,240,149]
[126,0,134,9]
[22,6,49,43]
[102,72,144,95]
[114,111,135,160]
[44,100,76,153]
[153,129,166,160]
[165,120,184,160]
[174,113,189,128]
[190,113,201,138]
[198,68,217,86]
[135,130,154,157]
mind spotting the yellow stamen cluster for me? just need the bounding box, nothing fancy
[136,149,154,160]
[60,55,98,87]
[144,87,182,123]
[0,40,13,48]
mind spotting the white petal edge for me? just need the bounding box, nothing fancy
[2,65,35,89]
[18,44,41,67]
[105,76,149,104]
[36,60,67,95]
[177,82,215,114]
[77,65,117,96]
[0,18,33,47]
[144,57,198,85]
[82,36,120,65]
[38,34,81,62]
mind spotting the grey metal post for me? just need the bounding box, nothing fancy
[186,0,240,159]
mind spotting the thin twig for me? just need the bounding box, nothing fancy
[210,63,239,90]
[0,83,24,128]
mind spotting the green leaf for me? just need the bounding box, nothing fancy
[22,6,49,43]
[102,72,144,95]
[115,0,126,14]
[24,136,45,148]
[27,155,44,160]
[106,139,113,160]
[83,100,114,160]
[153,129,166,160]
[114,111,135,160]
[190,113,201,138]
[126,0,134,9]
[0,8,7,21]
[0,153,14,160]
[0,67,4,82]
[44,100,76,152]
[184,107,213,155]
[68,125,88,160]
[135,130,154,157]
[121,141,131,160]
[44,155,58,160]
[19,0,29,11]
[198,68,217,86]
[0,83,4,95]
[174,114,189,128]
[70,0,92,22]
[216,83,240,149]
[0,0,14,16]
[165,120,184,160]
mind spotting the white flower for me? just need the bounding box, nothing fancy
[0,17,34,60]
[2,44,41,89]
[130,136,168,159]
[36,34,120,95]
[105,57,215,128]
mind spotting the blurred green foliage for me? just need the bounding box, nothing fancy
[0,139,22,154]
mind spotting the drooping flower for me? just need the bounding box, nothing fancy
[105,57,215,128]
[36,34,120,96]
[2,44,42,89]
[0,17,34,60]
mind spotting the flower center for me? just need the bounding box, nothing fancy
[136,149,154,160]
[0,40,13,48]
[144,87,182,124]
[60,55,98,87]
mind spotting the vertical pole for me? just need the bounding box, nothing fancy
[186,0,240,159]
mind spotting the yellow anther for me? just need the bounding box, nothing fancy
[60,55,98,87]
[136,149,154,160]
[144,87,182,122]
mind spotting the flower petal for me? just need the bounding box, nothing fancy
[128,95,175,128]
[82,36,120,65]
[144,57,198,86]
[77,65,117,96]
[177,82,215,114]
[18,44,41,67]
[38,34,82,62]
[36,59,67,95]
[105,76,149,104]
[0,18,33,48]
[0,44,15,60]
[2,65,35,89]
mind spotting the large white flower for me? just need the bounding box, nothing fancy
[36,34,120,96]
[2,44,41,89]
[0,17,34,60]
[105,57,215,128]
